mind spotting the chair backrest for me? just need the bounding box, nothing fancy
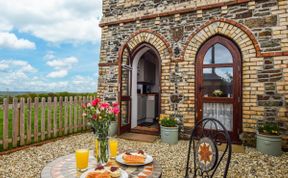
[185,118,232,178]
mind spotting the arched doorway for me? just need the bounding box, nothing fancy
[118,43,161,134]
[196,35,242,142]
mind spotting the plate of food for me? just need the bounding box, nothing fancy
[81,164,128,178]
[116,150,153,166]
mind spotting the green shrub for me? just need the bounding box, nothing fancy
[257,121,280,135]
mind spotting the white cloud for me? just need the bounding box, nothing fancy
[70,75,97,92]
[0,0,102,44]
[0,19,12,31]
[0,32,36,49]
[0,59,37,73]
[47,70,68,78]
[0,59,37,87]
[45,53,78,78]
[46,56,78,69]
[0,63,9,70]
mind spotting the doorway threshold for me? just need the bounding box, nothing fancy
[130,126,159,135]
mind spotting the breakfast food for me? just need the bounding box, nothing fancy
[110,167,121,178]
[85,164,121,178]
[122,150,147,164]
[86,171,111,178]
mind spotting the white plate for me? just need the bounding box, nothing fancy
[116,153,153,166]
[80,168,128,178]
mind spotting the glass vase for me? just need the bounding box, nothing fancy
[94,136,110,164]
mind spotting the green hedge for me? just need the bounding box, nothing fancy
[0,92,97,104]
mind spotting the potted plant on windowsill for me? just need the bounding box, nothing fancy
[256,120,283,156]
[159,114,178,144]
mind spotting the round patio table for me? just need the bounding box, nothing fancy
[41,151,162,178]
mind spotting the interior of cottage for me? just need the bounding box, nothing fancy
[132,49,160,133]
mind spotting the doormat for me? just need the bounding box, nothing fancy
[118,133,158,143]
[138,122,154,127]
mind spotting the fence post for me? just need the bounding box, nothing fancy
[59,96,63,136]
[34,97,39,143]
[83,96,87,130]
[53,97,58,137]
[78,96,83,131]
[47,97,52,138]
[12,98,18,147]
[3,98,9,150]
[64,97,68,135]
[69,96,73,134]
[41,97,46,141]
[27,98,32,144]
[19,98,25,146]
[74,96,78,133]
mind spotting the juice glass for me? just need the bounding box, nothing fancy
[109,139,118,158]
[75,149,89,172]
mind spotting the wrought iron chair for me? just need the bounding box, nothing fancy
[185,118,232,178]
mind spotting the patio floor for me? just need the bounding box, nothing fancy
[0,133,287,177]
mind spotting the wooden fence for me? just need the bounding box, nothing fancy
[0,96,95,151]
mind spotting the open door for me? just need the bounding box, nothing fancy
[118,45,132,134]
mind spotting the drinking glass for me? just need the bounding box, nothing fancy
[75,149,89,172]
[109,139,118,158]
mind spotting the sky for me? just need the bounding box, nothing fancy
[0,0,102,92]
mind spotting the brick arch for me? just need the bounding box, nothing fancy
[118,29,173,61]
[182,18,261,61]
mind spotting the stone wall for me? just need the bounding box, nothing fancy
[98,0,288,136]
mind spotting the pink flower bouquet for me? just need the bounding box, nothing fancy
[82,98,119,138]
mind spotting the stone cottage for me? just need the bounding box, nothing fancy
[97,0,288,144]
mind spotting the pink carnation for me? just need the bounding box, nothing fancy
[112,103,119,107]
[100,102,110,109]
[112,106,120,115]
[82,103,87,109]
[92,114,97,120]
[92,98,101,106]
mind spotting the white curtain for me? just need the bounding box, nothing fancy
[203,103,233,131]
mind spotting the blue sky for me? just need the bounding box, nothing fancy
[0,0,102,92]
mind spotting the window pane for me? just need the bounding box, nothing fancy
[203,43,233,64]
[215,44,233,64]
[203,103,233,131]
[203,67,233,97]
[203,47,212,64]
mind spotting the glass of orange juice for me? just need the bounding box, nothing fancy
[109,139,118,159]
[75,149,89,172]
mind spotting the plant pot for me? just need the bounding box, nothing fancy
[256,133,282,156]
[160,125,178,144]
[109,121,118,137]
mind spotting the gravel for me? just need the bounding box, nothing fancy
[0,133,287,178]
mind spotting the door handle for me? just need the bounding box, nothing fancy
[198,86,203,92]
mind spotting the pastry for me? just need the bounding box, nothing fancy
[86,164,121,178]
[109,166,121,178]
[86,171,111,178]
[122,154,145,164]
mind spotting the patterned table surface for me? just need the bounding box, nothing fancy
[41,151,162,178]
